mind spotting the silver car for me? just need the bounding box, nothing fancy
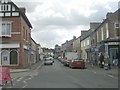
[44,57,54,65]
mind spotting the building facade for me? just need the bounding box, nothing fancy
[95,10,120,65]
[0,0,34,68]
[60,8,120,66]
[73,36,81,58]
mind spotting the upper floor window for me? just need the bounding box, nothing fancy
[84,41,85,46]
[115,23,120,36]
[101,27,104,40]
[106,23,109,38]
[87,39,89,45]
[0,22,12,37]
[0,4,11,11]
[81,42,83,47]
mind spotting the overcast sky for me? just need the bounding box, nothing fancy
[13,0,119,49]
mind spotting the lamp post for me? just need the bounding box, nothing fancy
[28,45,32,69]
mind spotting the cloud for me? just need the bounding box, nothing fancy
[13,1,42,13]
[13,0,119,48]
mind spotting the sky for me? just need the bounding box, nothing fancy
[12,0,119,49]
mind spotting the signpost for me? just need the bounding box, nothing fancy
[29,47,32,69]
[0,66,13,86]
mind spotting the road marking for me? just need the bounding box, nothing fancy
[17,77,23,82]
[108,75,114,78]
[93,71,97,74]
[22,85,28,88]
[108,75,118,79]
[23,81,27,84]
[23,77,32,84]
[12,77,17,81]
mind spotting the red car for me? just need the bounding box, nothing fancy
[69,59,85,69]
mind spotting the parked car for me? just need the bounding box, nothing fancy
[69,59,85,69]
[44,57,54,65]
[58,56,64,63]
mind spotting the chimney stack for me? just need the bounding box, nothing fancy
[20,7,26,14]
[106,12,112,18]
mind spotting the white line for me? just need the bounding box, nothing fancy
[36,63,43,70]
[17,77,23,82]
[92,71,97,74]
[22,85,28,88]
[23,77,32,83]
[108,74,118,79]
[23,81,27,84]
[12,77,17,81]
[108,75,114,78]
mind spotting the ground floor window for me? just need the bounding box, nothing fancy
[1,50,10,65]
[0,49,18,65]
[10,50,18,64]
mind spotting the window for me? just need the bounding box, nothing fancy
[115,23,120,36]
[12,12,19,16]
[5,13,11,16]
[101,27,104,40]
[87,40,89,45]
[106,23,109,38]
[84,41,85,46]
[81,42,83,47]
[0,22,12,37]
[12,6,15,11]
[97,31,99,42]
[10,50,18,64]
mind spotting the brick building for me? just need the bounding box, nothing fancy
[0,0,33,68]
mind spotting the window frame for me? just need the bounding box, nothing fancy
[115,23,120,37]
[0,21,12,37]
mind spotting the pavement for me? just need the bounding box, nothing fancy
[10,60,44,73]
[86,63,119,78]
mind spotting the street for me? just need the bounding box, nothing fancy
[3,59,118,88]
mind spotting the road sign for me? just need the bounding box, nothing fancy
[0,66,13,86]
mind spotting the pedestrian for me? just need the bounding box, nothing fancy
[104,56,111,70]
[99,53,104,68]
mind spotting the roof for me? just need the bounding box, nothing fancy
[1,1,32,28]
[11,2,33,28]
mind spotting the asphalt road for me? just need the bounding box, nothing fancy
[4,59,118,88]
